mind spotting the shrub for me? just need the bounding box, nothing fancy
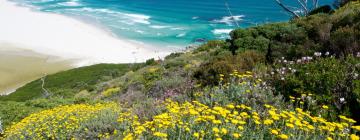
[0,101,42,129]
[145,58,157,66]
[193,40,226,53]
[3,71,360,140]
[330,26,360,57]
[143,67,163,90]
[3,103,120,140]
[0,64,137,102]
[101,87,121,98]
[164,52,184,60]
[269,56,360,122]
[193,50,265,86]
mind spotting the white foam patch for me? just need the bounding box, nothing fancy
[149,25,171,29]
[170,27,185,30]
[124,13,151,24]
[176,33,186,37]
[212,29,233,35]
[58,0,81,6]
[72,8,152,25]
[80,7,117,14]
[212,15,244,25]
[135,30,145,34]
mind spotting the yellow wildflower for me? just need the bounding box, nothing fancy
[212,127,220,133]
[352,126,360,131]
[286,123,294,128]
[221,128,228,134]
[193,132,200,138]
[271,129,279,135]
[153,132,168,138]
[233,133,241,138]
[322,105,329,109]
[264,119,274,125]
[351,134,360,140]
[278,134,289,140]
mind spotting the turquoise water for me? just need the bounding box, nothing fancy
[11,0,333,48]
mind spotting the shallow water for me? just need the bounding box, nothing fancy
[10,0,333,48]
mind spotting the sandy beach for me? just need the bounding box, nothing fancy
[0,0,172,65]
[0,0,174,95]
[0,43,73,95]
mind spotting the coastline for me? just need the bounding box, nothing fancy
[0,43,73,95]
[0,0,176,95]
[0,0,175,66]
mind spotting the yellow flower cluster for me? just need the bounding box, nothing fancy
[116,100,360,140]
[101,87,121,97]
[3,103,119,139]
[2,69,360,140]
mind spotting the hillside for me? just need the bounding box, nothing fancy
[1,2,360,140]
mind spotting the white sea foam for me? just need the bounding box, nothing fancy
[212,15,245,25]
[212,29,233,35]
[149,25,171,29]
[80,7,118,14]
[135,30,145,34]
[73,8,151,25]
[0,0,174,66]
[58,0,81,7]
[124,13,151,24]
[170,27,185,30]
[176,33,186,37]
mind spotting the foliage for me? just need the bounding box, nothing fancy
[228,3,360,62]
[269,55,360,121]
[0,64,142,102]
[1,2,360,139]
[3,103,120,139]
[0,101,41,129]
[145,58,157,66]
[101,87,121,98]
[3,72,360,140]
[194,50,265,86]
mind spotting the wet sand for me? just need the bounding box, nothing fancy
[0,44,73,95]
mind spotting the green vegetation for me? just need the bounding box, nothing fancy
[1,2,360,139]
[0,64,143,102]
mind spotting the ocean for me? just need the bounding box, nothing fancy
[10,0,333,48]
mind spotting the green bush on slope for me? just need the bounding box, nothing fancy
[0,64,143,102]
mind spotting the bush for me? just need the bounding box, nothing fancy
[0,64,138,102]
[330,26,360,57]
[4,103,120,140]
[25,97,74,108]
[3,71,360,140]
[193,40,226,53]
[0,101,41,129]
[164,52,184,60]
[145,58,157,65]
[194,50,265,86]
[269,56,360,121]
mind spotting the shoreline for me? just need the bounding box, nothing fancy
[0,43,74,96]
[0,0,176,67]
[0,0,177,95]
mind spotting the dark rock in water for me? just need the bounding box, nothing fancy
[195,38,206,43]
